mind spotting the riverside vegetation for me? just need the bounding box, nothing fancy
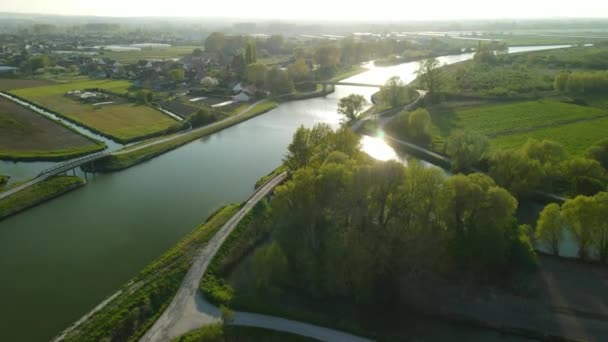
[0,176,85,220]
[200,124,538,339]
[61,205,239,341]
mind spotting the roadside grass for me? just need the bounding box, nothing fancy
[491,116,608,156]
[103,45,200,64]
[0,97,105,161]
[0,176,84,220]
[0,78,55,90]
[426,100,608,152]
[60,204,239,342]
[200,200,271,306]
[96,101,278,171]
[11,79,177,143]
[173,323,315,342]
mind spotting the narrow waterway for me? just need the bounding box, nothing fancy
[0,45,574,341]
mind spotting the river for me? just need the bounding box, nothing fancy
[0,45,572,341]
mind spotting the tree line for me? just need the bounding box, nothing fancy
[554,70,608,94]
[251,124,536,306]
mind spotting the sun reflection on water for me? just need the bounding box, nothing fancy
[360,134,400,162]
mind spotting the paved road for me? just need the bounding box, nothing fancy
[140,172,372,342]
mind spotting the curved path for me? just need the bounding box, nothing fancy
[140,172,371,342]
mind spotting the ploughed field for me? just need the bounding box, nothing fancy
[10,80,177,143]
[0,97,103,160]
[429,99,608,155]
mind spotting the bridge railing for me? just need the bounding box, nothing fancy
[37,151,109,177]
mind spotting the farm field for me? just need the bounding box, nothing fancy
[491,116,608,156]
[103,45,200,64]
[11,80,177,142]
[427,100,608,154]
[0,78,55,90]
[0,97,104,160]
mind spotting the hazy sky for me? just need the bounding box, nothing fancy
[2,0,608,21]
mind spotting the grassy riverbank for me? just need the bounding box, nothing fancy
[0,175,8,188]
[59,204,239,342]
[173,324,314,342]
[0,176,84,220]
[95,101,278,172]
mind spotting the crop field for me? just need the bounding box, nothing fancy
[12,79,132,97]
[11,80,177,142]
[428,100,608,154]
[491,116,608,156]
[0,97,104,160]
[103,45,200,64]
[0,78,55,91]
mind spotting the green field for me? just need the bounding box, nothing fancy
[491,116,608,156]
[428,100,608,154]
[0,97,105,160]
[11,80,177,143]
[103,45,200,64]
[98,100,278,171]
[0,176,84,220]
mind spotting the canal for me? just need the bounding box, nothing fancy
[0,45,571,341]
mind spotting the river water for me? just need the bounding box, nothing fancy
[0,45,572,341]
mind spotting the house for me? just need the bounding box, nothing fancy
[233,91,250,102]
[0,66,18,75]
[232,82,243,93]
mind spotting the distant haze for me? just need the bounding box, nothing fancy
[2,0,608,21]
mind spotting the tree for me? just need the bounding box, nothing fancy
[407,108,432,146]
[288,58,311,82]
[264,67,293,96]
[205,32,226,53]
[245,63,267,87]
[245,41,257,64]
[379,76,414,109]
[489,149,544,196]
[586,138,608,171]
[135,90,153,104]
[522,139,567,167]
[562,195,598,260]
[169,68,185,81]
[416,57,442,101]
[252,242,288,289]
[535,203,563,255]
[594,192,608,263]
[193,48,203,57]
[27,54,50,72]
[558,158,608,195]
[337,94,367,122]
[267,35,285,54]
[554,71,570,92]
[445,130,489,173]
[187,109,217,128]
